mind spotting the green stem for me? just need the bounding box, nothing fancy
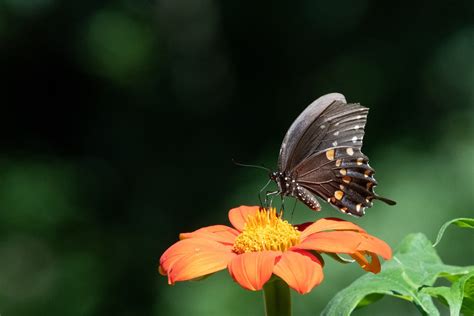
[263,277,291,316]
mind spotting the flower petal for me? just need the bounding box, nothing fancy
[228,251,280,291]
[354,234,392,260]
[228,206,260,231]
[180,225,239,245]
[299,218,366,240]
[160,238,235,284]
[351,251,381,273]
[297,231,365,253]
[273,250,324,294]
[297,231,392,260]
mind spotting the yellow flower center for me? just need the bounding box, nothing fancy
[232,208,301,254]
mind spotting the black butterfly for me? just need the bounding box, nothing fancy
[270,93,395,217]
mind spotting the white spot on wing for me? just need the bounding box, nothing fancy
[352,136,358,143]
[332,141,338,146]
[320,125,326,129]
[333,131,339,136]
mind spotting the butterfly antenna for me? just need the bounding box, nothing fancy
[232,159,275,208]
[232,159,271,172]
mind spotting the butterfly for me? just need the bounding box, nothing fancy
[270,93,396,217]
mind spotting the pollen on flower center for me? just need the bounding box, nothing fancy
[232,208,301,254]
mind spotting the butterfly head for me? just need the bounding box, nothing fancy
[269,171,289,193]
[269,171,280,181]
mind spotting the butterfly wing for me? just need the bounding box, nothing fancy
[277,93,395,216]
[279,93,369,171]
[294,147,395,217]
[278,93,347,172]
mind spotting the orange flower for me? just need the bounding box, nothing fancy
[159,206,392,294]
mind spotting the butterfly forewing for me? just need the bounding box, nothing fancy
[316,102,368,151]
[278,93,346,172]
[282,100,368,172]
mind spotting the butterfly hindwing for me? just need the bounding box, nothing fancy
[292,146,393,216]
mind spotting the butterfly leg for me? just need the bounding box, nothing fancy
[258,179,273,208]
[258,192,263,207]
[280,195,285,212]
[265,190,279,209]
[290,198,298,220]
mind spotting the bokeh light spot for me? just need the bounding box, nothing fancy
[0,160,77,232]
[0,236,56,302]
[82,10,154,81]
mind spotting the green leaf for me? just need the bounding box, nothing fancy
[355,293,384,309]
[321,233,474,316]
[433,218,474,247]
[461,273,474,315]
[421,271,474,316]
[462,298,474,315]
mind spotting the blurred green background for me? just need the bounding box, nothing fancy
[1,0,473,315]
